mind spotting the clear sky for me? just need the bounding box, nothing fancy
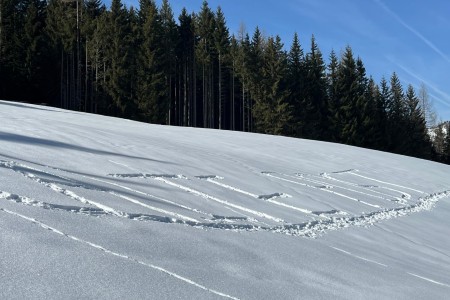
[115,0,450,122]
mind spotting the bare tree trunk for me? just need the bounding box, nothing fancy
[85,39,88,112]
[61,50,64,108]
[218,52,222,129]
[242,80,245,132]
[232,61,235,130]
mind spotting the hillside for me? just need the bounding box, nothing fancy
[1,100,450,299]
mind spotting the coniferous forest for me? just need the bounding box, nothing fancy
[1,0,449,163]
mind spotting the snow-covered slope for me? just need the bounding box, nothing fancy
[1,100,450,299]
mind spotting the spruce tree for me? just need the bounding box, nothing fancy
[196,1,215,128]
[254,35,291,135]
[83,0,106,113]
[135,0,166,123]
[246,27,265,132]
[327,49,340,141]
[159,0,177,124]
[336,46,358,144]
[302,35,328,140]
[377,77,391,150]
[213,6,230,129]
[287,32,305,137]
[177,8,196,126]
[361,78,383,149]
[404,84,431,158]
[104,0,133,116]
[387,72,406,153]
[351,57,369,147]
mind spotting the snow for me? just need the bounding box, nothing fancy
[1,100,450,299]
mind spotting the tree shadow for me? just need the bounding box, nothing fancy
[0,132,175,165]
[0,100,70,113]
[0,153,188,209]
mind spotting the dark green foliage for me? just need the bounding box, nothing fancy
[103,0,134,116]
[302,35,328,140]
[327,49,340,142]
[386,72,407,153]
[336,46,358,144]
[253,36,291,135]
[0,0,443,163]
[403,85,432,158]
[287,32,305,137]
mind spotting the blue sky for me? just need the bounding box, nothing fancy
[114,0,450,121]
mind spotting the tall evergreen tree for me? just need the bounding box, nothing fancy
[159,0,177,124]
[387,72,406,153]
[213,6,230,129]
[336,46,358,144]
[83,0,106,113]
[361,78,383,149]
[135,0,166,123]
[377,77,391,150]
[253,35,291,135]
[403,84,432,158]
[287,32,305,137]
[302,35,328,140]
[177,8,196,126]
[196,1,215,128]
[327,49,340,141]
[104,0,134,116]
[246,27,265,132]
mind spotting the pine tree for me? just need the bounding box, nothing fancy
[213,6,230,130]
[327,49,340,141]
[403,84,432,158]
[387,72,406,153]
[302,35,328,140]
[83,0,106,113]
[159,0,177,124]
[45,0,78,109]
[235,31,251,131]
[21,0,48,102]
[351,57,369,147]
[361,78,383,149]
[253,35,291,135]
[336,46,358,144]
[229,34,239,130]
[287,32,305,137]
[196,1,215,128]
[104,0,134,116]
[246,27,265,132]
[135,0,166,123]
[177,8,196,126]
[377,77,391,150]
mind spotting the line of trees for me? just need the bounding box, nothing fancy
[1,0,449,162]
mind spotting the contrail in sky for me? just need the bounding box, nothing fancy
[393,62,450,108]
[374,0,450,65]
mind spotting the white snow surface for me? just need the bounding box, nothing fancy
[1,100,450,299]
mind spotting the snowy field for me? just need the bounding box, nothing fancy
[1,100,450,299]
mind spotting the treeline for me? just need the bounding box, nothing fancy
[1,0,448,162]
